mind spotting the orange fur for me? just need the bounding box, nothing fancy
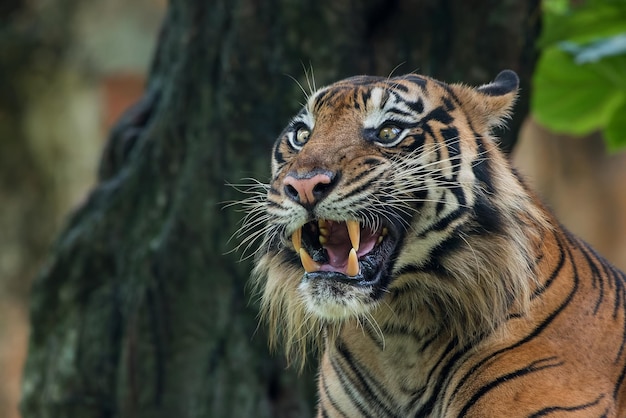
[248,71,626,416]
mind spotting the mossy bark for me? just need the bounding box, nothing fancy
[21,1,540,417]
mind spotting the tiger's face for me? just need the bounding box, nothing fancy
[253,71,520,335]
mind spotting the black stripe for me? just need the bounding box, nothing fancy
[443,97,455,111]
[531,229,566,298]
[447,236,579,408]
[529,394,605,417]
[387,107,413,118]
[472,133,495,194]
[615,309,626,365]
[449,184,466,207]
[351,89,363,111]
[417,234,465,277]
[268,186,280,196]
[406,97,424,114]
[425,205,466,235]
[395,219,468,278]
[361,90,372,108]
[320,370,351,418]
[266,200,283,210]
[422,106,454,125]
[383,80,409,92]
[396,261,448,278]
[329,354,373,418]
[401,74,427,88]
[442,128,460,154]
[413,338,474,416]
[614,268,624,318]
[456,357,564,417]
[577,238,605,315]
[272,142,286,165]
[336,183,370,202]
[471,194,504,236]
[434,81,463,107]
[377,322,436,352]
[362,321,385,350]
[342,75,386,86]
[440,128,461,184]
[399,133,426,153]
[613,358,626,400]
[335,339,399,417]
[379,89,390,108]
[363,157,383,167]
[313,89,339,113]
[410,188,428,213]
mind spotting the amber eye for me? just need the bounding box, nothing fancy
[377,125,402,142]
[294,127,311,145]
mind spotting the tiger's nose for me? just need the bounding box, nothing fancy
[283,171,336,207]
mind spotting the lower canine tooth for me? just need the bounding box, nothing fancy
[299,248,320,273]
[347,248,359,277]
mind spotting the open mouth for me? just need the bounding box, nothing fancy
[291,219,396,285]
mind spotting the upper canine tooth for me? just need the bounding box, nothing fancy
[299,248,320,273]
[347,220,360,251]
[292,228,302,251]
[318,219,328,228]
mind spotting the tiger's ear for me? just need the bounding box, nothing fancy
[451,70,519,130]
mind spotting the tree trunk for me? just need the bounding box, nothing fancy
[21,1,540,417]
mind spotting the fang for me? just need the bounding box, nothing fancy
[299,247,320,273]
[347,220,360,251]
[347,248,359,276]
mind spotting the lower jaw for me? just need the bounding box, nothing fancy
[298,269,386,321]
[303,270,376,286]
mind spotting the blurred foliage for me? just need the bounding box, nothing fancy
[532,0,626,151]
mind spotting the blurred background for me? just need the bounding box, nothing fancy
[1,1,625,417]
[0,1,165,417]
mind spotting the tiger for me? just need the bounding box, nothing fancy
[245,70,626,417]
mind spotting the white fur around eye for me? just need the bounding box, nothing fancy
[289,126,310,148]
[287,111,315,150]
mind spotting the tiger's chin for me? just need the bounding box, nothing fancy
[298,272,382,320]
[291,218,399,321]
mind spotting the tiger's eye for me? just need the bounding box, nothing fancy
[378,125,401,142]
[295,128,311,145]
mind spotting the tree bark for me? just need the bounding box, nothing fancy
[21,1,540,417]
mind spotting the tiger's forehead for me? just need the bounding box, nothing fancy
[303,75,431,128]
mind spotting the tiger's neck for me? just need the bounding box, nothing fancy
[320,208,558,416]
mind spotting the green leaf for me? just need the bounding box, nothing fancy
[605,98,626,151]
[532,47,625,135]
[543,0,570,15]
[541,0,626,46]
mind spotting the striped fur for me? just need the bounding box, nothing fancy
[247,71,626,416]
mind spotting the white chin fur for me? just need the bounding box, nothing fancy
[298,279,376,321]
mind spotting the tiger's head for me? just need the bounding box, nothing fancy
[250,71,547,363]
